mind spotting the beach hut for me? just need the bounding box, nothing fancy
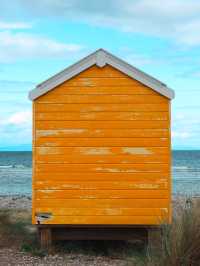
[29,49,175,248]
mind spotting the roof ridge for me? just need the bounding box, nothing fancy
[29,48,175,100]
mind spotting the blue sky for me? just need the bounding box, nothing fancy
[0,0,200,150]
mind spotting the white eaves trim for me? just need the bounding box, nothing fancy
[28,49,175,100]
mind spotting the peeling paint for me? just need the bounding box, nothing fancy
[41,142,54,147]
[133,184,159,189]
[122,147,152,155]
[81,78,93,86]
[161,208,168,213]
[81,147,113,155]
[94,129,101,134]
[90,106,102,111]
[40,190,54,194]
[95,167,137,173]
[80,196,96,199]
[37,129,86,137]
[81,113,95,119]
[105,208,122,215]
[62,184,81,189]
[38,147,61,155]
[95,167,120,172]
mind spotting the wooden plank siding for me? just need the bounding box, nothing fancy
[33,65,171,225]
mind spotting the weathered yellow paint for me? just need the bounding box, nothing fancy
[36,137,169,147]
[36,163,169,173]
[35,178,168,190]
[35,207,168,216]
[35,103,169,112]
[36,129,169,138]
[37,94,167,104]
[49,86,158,95]
[35,111,169,121]
[35,189,168,199]
[32,65,171,225]
[36,147,169,155]
[36,120,169,129]
[35,216,166,225]
[35,153,169,164]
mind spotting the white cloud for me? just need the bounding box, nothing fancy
[0,31,82,62]
[0,110,31,126]
[0,21,31,30]
[7,111,31,125]
[0,110,32,148]
[13,0,200,46]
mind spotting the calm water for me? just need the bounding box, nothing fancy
[0,151,199,196]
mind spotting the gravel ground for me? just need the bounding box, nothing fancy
[0,195,31,209]
[0,248,130,266]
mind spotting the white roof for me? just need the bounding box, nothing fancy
[29,49,175,100]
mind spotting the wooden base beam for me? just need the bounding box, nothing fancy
[37,225,163,251]
[52,227,147,241]
[39,228,52,250]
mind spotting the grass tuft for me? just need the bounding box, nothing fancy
[148,198,200,266]
[0,209,42,255]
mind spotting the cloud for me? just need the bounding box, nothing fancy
[0,110,31,126]
[0,31,82,62]
[171,110,200,148]
[7,111,31,125]
[0,110,32,148]
[5,0,200,46]
[0,21,31,30]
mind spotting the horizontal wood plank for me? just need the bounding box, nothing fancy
[35,180,168,190]
[35,172,169,182]
[37,94,168,104]
[35,163,169,173]
[36,128,169,138]
[36,198,168,208]
[35,120,169,130]
[35,112,169,121]
[35,207,168,216]
[36,147,169,156]
[36,215,166,225]
[35,103,169,112]
[35,137,169,147]
[50,86,157,95]
[57,77,153,87]
[35,154,169,164]
[35,189,168,199]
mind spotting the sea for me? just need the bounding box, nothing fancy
[0,151,199,196]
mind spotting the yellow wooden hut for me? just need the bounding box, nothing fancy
[29,49,175,247]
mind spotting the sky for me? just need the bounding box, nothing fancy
[0,0,200,150]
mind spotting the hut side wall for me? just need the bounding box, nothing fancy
[32,65,171,225]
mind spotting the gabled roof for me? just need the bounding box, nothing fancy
[28,49,175,100]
